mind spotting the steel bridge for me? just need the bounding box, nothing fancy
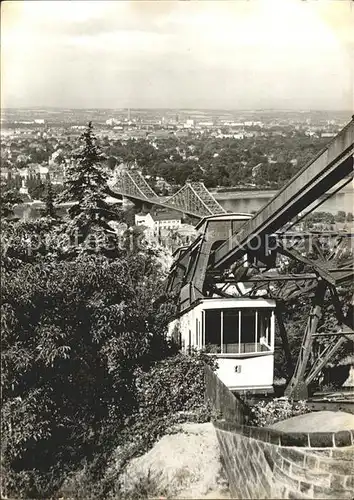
[166,117,354,400]
[108,168,226,218]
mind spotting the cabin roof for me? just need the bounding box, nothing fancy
[172,296,276,319]
[195,212,252,230]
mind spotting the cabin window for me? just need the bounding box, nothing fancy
[207,240,225,268]
[205,310,221,353]
[258,309,272,348]
[171,324,182,348]
[232,220,247,233]
[223,309,240,353]
[204,308,273,354]
[240,309,257,353]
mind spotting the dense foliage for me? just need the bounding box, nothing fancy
[1,180,217,498]
[132,351,218,441]
[3,129,331,195]
[1,249,173,498]
[0,181,23,220]
[58,352,218,500]
[99,133,329,189]
[303,210,353,229]
[249,398,310,427]
[0,123,178,499]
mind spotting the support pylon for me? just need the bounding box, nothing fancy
[284,281,327,399]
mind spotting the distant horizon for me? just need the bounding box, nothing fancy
[2,106,353,113]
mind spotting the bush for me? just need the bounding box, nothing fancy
[116,351,218,465]
[249,397,310,427]
[55,352,218,499]
[1,251,170,499]
[135,351,217,420]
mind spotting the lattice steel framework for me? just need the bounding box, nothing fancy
[110,169,159,200]
[127,170,160,199]
[166,182,226,217]
[109,169,226,218]
[165,118,354,399]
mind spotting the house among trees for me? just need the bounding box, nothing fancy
[135,210,182,236]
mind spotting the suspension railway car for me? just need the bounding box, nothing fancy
[167,214,276,394]
[168,297,276,393]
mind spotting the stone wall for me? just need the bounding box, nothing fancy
[204,364,248,423]
[214,420,354,499]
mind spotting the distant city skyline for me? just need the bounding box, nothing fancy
[1,0,353,110]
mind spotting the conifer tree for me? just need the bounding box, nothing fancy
[43,177,56,218]
[59,122,119,248]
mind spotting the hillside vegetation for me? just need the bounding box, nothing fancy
[0,124,216,499]
[1,123,352,499]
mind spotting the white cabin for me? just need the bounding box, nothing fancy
[168,297,276,393]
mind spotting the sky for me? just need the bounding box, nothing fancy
[1,0,354,110]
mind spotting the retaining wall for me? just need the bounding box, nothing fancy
[214,419,354,499]
[204,364,248,423]
[205,365,354,498]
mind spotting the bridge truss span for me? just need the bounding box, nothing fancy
[127,170,160,199]
[109,168,226,218]
[166,182,226,217]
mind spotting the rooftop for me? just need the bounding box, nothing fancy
[151,210,182,221]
